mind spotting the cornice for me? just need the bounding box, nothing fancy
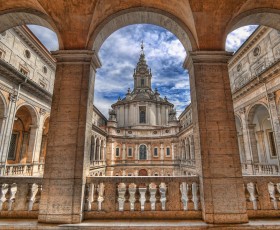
[0,59,52,104]
[13,26,56,71]
[229,26,269,68]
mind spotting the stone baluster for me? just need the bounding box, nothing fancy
[0,184,8,210]
[246,182,258,210]
[117,183,126,211]
[97,183,105,211]
[7,183,17,211]
[128,183,137,211]
[192,182,199,210]
[180,182,188,210]
[268,182,278,210]
[85,183,95,211]
[27,183,39,211]
[149,183,157,211]
[139,185,147,211]
[159,182,167,211]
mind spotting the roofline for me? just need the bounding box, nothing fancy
[93,104,108,121]
[21,25,56,64]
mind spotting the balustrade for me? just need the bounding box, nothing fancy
[244,176,280,218]
[242,163,279,175]
[84,176,201,220]
[0,163,45,176]
[0,177,42,218]
[0,175,280,220]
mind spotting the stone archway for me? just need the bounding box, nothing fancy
[138,169,148,176]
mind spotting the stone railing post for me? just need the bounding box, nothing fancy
[184,51,248,223]
[38,50,101,224]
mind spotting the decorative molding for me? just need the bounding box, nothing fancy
[51,50,102,70]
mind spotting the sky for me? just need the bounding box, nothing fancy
[27,24,258,117]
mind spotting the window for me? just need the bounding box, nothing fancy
[116,147,120,157]
[141,78,145,87]
[20,67,28,76]
[139,144,147,160]
[268,131,277,157]
[39,81,47,88]
[43,66,48,74]
[154,173,158,176]
[166,147,170,156]
[139,106,146,123]
[25,50,31,59]
[154,147,158,157]
[8,133,18,160]
[128,148,132,157]
[128,173,132,176]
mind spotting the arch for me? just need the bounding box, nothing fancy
[39,116,49,162]
[224,8,280,48]
[8,105,37,163]
[90,136,95,163]
[138,169,148,176]
[247,103,269,124]
[139,144,147,160]
[0,9,63,49]
[95,137,100,161]
[246,103,274,163]
[89,7,198,53]
[16,103,39,127]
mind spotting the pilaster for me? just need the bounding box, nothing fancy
[184,51,248,224]
[38,50,101,224]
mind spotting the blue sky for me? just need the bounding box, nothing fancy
[28,24,258,117]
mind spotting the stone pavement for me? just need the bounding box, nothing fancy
[1,219,280,230]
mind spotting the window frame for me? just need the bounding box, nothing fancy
[115,147,120,157]
[166,147,171,157]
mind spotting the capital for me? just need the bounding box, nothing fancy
[51,50,102,70]
[183,51,233,70]
[268,92,276,102]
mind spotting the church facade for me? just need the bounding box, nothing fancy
[90,26,280,177]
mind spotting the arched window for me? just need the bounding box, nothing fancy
[139,106,146,123]
[139,144,147,160]
[141,78,145,87]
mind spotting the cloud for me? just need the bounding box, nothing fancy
[27,25,59,51]
[26,24,258,118]
[226,25,258,52]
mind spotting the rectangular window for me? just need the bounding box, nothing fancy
[154,147,158,157]
[128,148,132,157]
[8,133,18,160]
[268,131,277,157]
[166,147,170,156]
[20,67,28,76]
[139,106,146,124]
[116,147,120,157]
[39,81,47,89]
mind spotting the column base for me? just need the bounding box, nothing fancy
[38,214,83,224]
[204,213,248,224]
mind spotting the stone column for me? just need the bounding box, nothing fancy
[237,133,246,163]
[268,92,280,157]
[160,143,164,160]
[190,136,195,160]
[239,108,253,163]
[186,139,190,160]
[171,142,174,160]
[122,143,126,160]
[26,125,39,163]
[256,131,267,163]
[0,93,17,163]
[184,51,248,224]
[248,124,259,163]
[38,50,101,224]
[30,109,46,175]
